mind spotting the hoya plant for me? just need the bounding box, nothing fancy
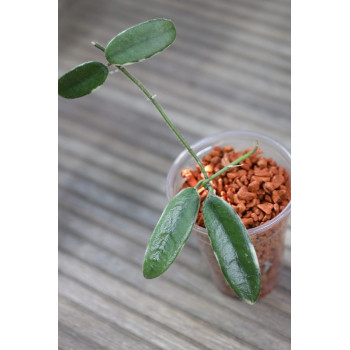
[58,19,261,304]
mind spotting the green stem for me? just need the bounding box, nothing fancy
[118,66,209,179]
[91,41,106,53]
[91,41,208,179]
[200,144,258,189]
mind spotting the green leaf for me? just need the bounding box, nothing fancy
[143,187,200,279]
[203,195,261,304]
[58,61,108,99]
[105,18,176,65]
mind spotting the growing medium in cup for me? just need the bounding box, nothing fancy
[179,143,291,297]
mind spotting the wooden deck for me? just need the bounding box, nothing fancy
[58,0,290,349]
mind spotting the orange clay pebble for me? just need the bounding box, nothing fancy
[181,169,198,187]
[263,182,275,193]
[248,180,260,193]
[257,203,274,215]
[242,217,254,226]
[180,145,291,229]
[272,175,285,188]
[237,187,256,202]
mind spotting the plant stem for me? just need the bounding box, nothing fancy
[118,66,209,179]
[92,41,209,179]
[199,144,258,189]
[91,41,106,53]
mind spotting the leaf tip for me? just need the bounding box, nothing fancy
[245,298,258,305]
[142,260,159,279]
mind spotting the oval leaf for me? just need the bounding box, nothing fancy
[143,187,200,279]
[105,18,176,65]
[203,195,261,304]
[58,61,108,99]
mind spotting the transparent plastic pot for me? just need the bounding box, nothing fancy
[166,130,291,298]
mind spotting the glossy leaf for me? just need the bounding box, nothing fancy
[203,195,261,304]
[143,187,200,279]
[58,61,108,99]
[105,18,176,65]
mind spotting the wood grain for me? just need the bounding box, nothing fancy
[59,0,291,348]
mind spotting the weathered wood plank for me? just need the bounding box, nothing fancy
[59,52,290,140]
[59,152,166,212]
[58,114,172,175]
[59,274,209,350]
[58,189,206,273]
[59,323,108,350]
[59,204,290,317]
[58,232,291,348]
[58,2,290,121]
[58,169,160,229]
[59,38,291,119]
[80,0,291,54]
[197,0,291,28]
[59,296,157,350]
[59,251,258,350]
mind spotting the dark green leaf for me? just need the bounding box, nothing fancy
[105,18,176,65]
[58,61,108,99]
[203,195,261,304]
[143,187,200,279]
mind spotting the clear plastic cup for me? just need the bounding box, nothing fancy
[166,130,291,298]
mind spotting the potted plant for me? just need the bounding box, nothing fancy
[58,18,291,304]
[166,130,291,298]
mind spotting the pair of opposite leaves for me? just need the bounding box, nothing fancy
[143,187,261,304]
[58,19,176,99]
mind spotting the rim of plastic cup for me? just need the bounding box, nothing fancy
[166,130,291,236]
